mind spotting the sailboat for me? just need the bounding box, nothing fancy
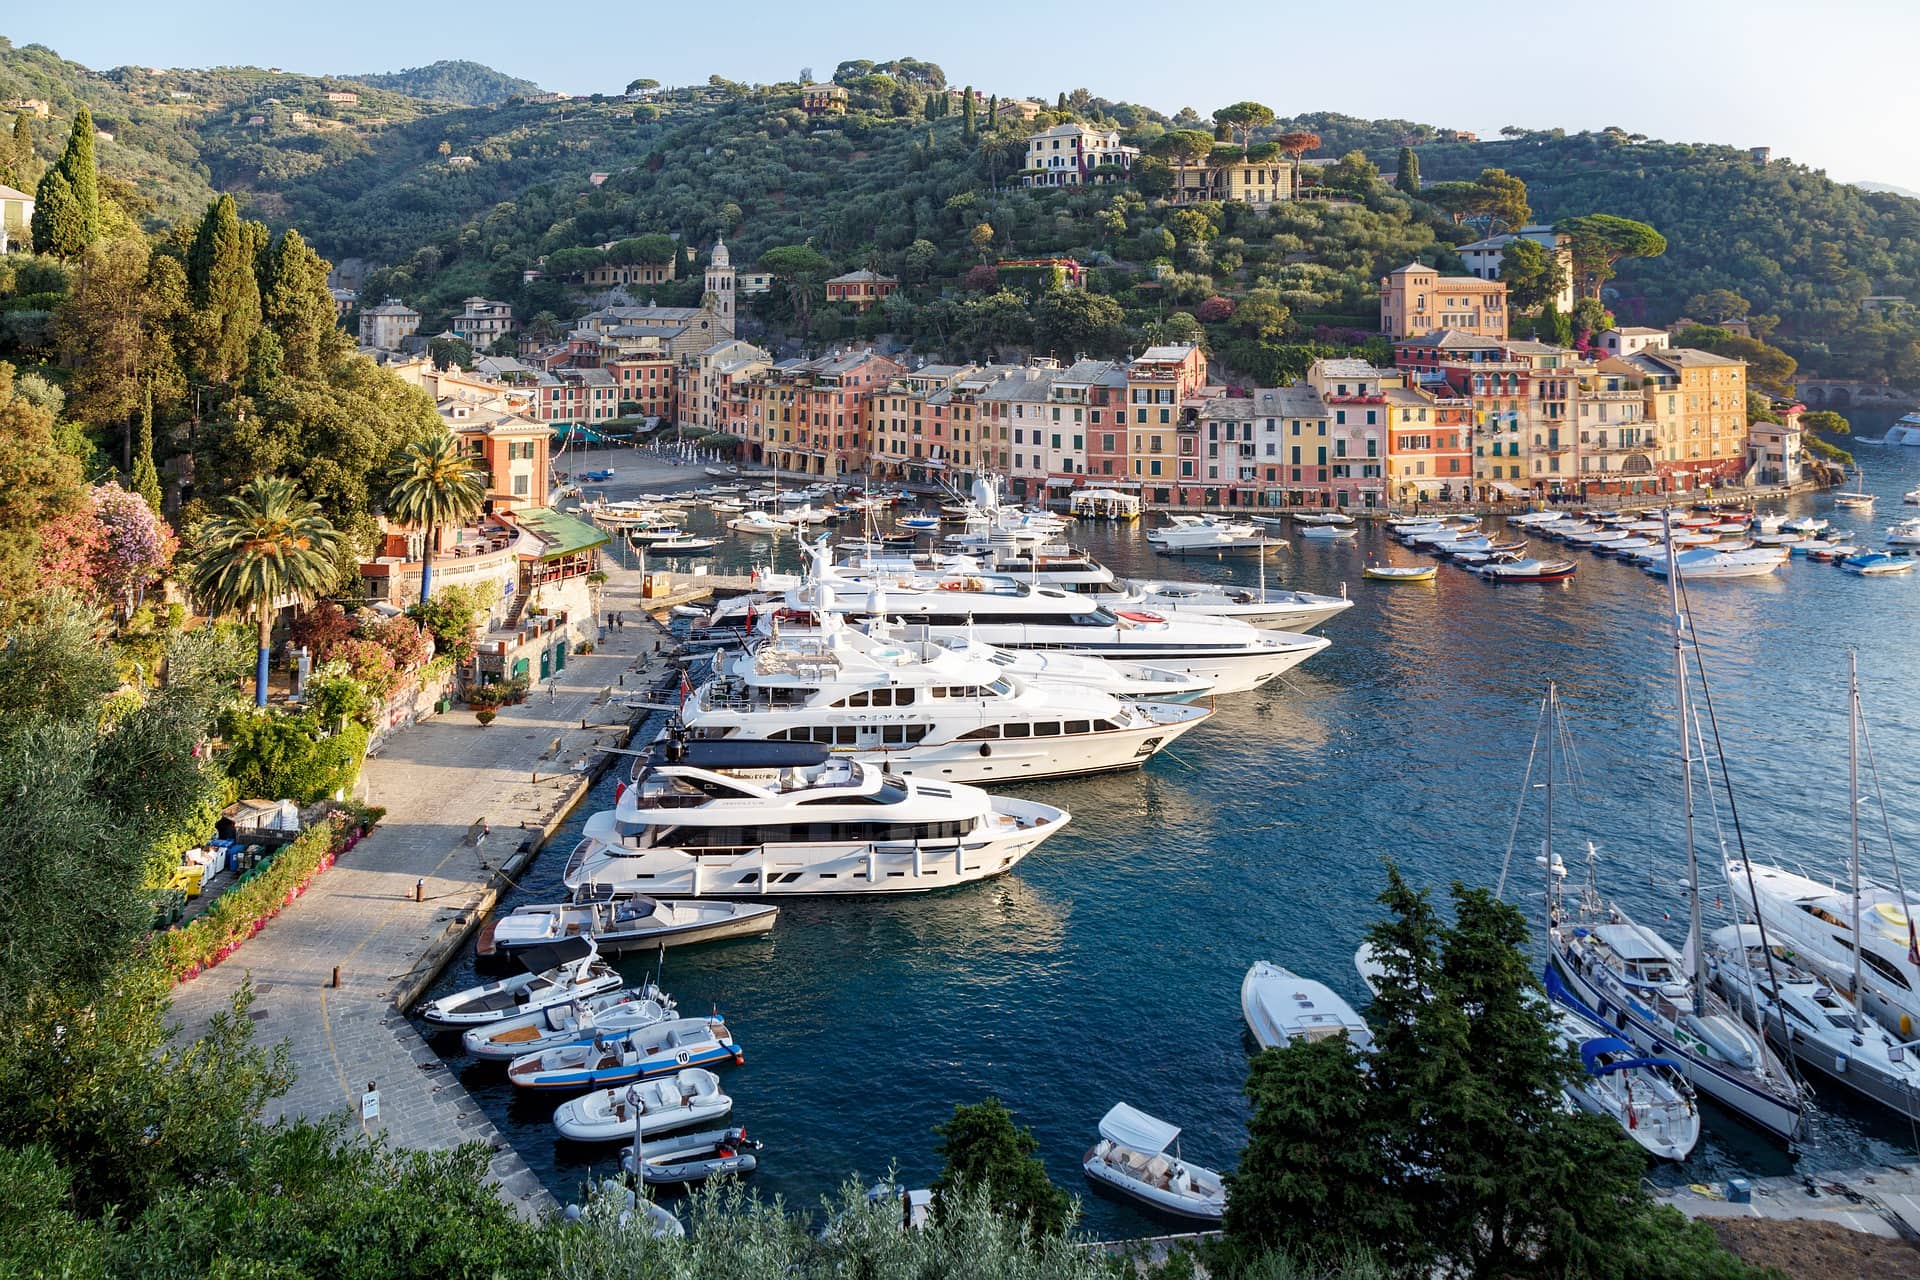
[1545,519,1805,1143]
[1706,653,1920,1119]
[1833,466,1875,511]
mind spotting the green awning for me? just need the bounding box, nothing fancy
[512,507,611,559]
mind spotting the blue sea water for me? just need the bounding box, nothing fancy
[423,410,1920,1235]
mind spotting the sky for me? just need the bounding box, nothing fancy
[10,0,1920,190]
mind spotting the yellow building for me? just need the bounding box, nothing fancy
[1379,262,1508,341]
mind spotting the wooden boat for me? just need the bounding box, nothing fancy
[1363,564,1437,582]
[624,1126,761,1185]
[486,896,778,957]
[1082,1103,1227,1221]
[553,1067,732,1143]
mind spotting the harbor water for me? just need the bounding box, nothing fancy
[422,414,1920,1236]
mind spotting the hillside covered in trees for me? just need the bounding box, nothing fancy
[5,39,1919,383]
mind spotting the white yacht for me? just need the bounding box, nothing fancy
[563,738,1068,898]
[1149,515,1278,558]
[1641,546,1789,580]
[708,570,1328,697]
[924,632,1216,703]
[1881,411,1920,446]
[1240,960,1372,1051]
[678,612,1213,785]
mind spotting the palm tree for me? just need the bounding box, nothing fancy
[191,476,342,707]
[384,426,490,602]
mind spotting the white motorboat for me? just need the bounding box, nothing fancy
[1149,515,1276,557]
[508,1015,743,1091]
[1641,546,1788,580]
[1542,971,1700,1161]
[419,938,621,1027]
[1507,511,1572,528]
[1843,551,1917,575]
[678,609,1212,785]
[729,510,787,536]
[1888,518,1920,546]
[1782,515,1829,535]
[624,1125,760,1185]
[1750,512,1788,534]
[463,984,677,1061]
[779,504,836,526]
[1903,488,1920,506]
[1082,1103,1227,1221]
[485,896,779,956]
[1882,411,1920,446]
[1475,557,1577,582]
[1704,925,1920,1122]
[563,737,1069,898]
[1293,511,1355,526]
[704,465,740,478]
[1240,960,1372,1051]
[1299,525,1358,541]
[553,1068,732,1143]
[645,534,720,553]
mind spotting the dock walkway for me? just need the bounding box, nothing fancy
[166,562,671,1219]
[1663,1164,1920,1242]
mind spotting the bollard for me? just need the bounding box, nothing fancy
[331,965,341,988]
[414,877,424,902]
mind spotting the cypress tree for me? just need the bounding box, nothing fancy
[263,228,342,378]
[189,194,263,385]
[30,169,85,257]
[1396,146,1421,195]
[130,384,163,513]
[962,87,975,142]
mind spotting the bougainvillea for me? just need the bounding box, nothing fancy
[360,611,434,671]
[89,481,176,609]
[329,637,400,704]
[289,601,355,661]
[35,505,108,595]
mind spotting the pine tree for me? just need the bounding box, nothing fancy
[30,169,85,257]
[1396,146,1421,194]
[262,229,343,378]
[188,195,263,386]
[130,384,163,514]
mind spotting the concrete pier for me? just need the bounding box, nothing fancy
[167,561,673,1218]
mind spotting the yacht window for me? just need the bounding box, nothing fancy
[1066,720,1092,735]
[1862,950,1913,989]
[1092,719,1121,732]
[1004,723,1031,738]
[958,725,1000,740]
[1034,722,1061,736]
[847,691,871,708]
[894,688,914,706]
[836,726,857,745]
[882,725,906,744]
[873,688,894,706]
[930,686,946,699]
[988,679,1014,696]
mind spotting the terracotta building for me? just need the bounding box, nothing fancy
[1379,262,1508,341]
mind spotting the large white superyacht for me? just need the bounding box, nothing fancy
[677,607,1212,784]
[563,737,1068,897]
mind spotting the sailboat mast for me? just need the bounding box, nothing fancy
[1544,682,1556,895]
[1849,649,1865,1044]
[1662,511,1707,1016]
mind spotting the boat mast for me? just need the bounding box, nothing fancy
[1849,649,1865,1047]
[1662,511,1707,1016]
[1545,683,1556,919]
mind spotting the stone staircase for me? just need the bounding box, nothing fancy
[503,582,533,627]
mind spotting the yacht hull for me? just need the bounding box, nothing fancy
[1549,943,1802,1142]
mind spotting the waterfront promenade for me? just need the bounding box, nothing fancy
[167,561,668,1219]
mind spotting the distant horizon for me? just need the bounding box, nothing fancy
[7,0,1917,189]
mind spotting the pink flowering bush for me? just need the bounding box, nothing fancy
[330,637,400,703]
[360,611,434,671]
[91,481,176,610]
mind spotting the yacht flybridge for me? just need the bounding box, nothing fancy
[563,738,1068,898]
[679,610,1212,785]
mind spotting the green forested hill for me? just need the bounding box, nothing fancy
[6,36,1919,382]
[348,60,542,106]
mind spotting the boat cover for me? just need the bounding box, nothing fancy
[516,934,595,974]
[1099,1102,1180,1156]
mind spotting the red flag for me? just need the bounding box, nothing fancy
[1907,920,1919,970]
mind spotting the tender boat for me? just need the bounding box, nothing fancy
[1363,564,1437,582]
[1642,546,1788,580]
[1903,488,1920,506]
[1082,1103,1227,1221]
[1475,557,1577,583]
[419,938,621,1028]
[1240,960,1373,1051]
[507,1015,743,1090]
[1888,518,1920,546]
[728,510,787,536]
[463,984,676,1061]
[1293,511,1355,526]
[1299,525,1358,541]
[562,1179,684,1238]
[1843,551,1917,575]
[553,1068,732,1143]
[564,737,1069,898]
[645,534,720,553]
[1782,515,1830,535]
[624,1126,760,1185]
[486,896,779,956]
[1543,970,1700,1161]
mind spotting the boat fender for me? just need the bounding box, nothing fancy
[979,743,992,757]
[1905,1013,1914,1039]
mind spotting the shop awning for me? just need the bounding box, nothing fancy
[1490,482,1528,498]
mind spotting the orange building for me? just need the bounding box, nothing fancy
[825,269,900,312]
[744,348,904,476]
[1379,262,1508,341]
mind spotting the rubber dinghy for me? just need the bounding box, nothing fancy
[553,1068,733,1143]
[623,1126,761,1185]
[508,1015,742,1091]
[462,984,675,1061]
[1082,1103,1227,1221]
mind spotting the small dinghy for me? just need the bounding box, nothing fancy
[553,1067,732,1143]
[420,937,620,1028]
[1363,563,1436,582]
[1476,557,1577,583]
[1082,1103,1227,1221]
[562,1178,685,1239]
[463,984,676,1061]
[1843,551,1917,575]
[1241,959,1373,1051]
[1300,525,1358,541]
[487,896,778,956]
[508,1015,742,1091]
[624,1125,761,1185]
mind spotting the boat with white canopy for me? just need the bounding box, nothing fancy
[1082,1103,1227,1221]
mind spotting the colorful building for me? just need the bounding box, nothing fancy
[359,298,421,352]
[870,364,997,488]
[744,348,904,476]
[824,269,900,312]
[1127,345,1210,504]
[451,297,516,352]
[1379,262,1508,341]
[1021,122,1139,188]
[1456,225,1575,313]
[800,83,848,116]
